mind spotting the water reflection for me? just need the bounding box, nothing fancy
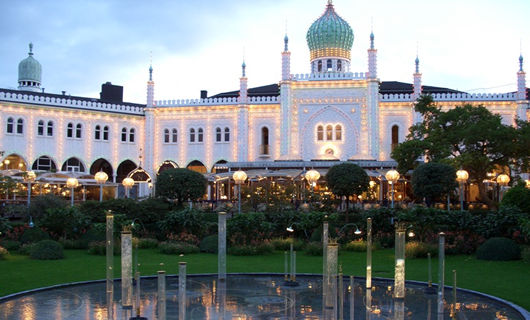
[0,275,525,320]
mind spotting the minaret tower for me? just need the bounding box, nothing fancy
[237,60,249,161]
[280,34,294,158]
[367,31,377,79]
[366,31,380,160]
[144,64,156,179]
[516,54,528,121]
[413,55,422,99]
[18,43,42,92]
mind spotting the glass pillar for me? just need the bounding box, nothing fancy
[394,223,406,299]
[179,262,187,320]
[105,212,114,320]
[324,242,338,320]
[218,212,227,281]
[158,270,166,320]
[437,233,445,315]
[121,230,133,311]
[366,217,372,289]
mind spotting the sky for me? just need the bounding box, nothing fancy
[0,0,529,104]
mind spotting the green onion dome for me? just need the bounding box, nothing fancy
[306,1,354,61]
[18,43,42,84]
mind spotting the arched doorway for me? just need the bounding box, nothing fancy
[128,167,153,199]
[90,158,113,181]
[61,157,86,172]
[211,160,228,173]
[186,160,207,173]
[157,160,178,175]
[116,160,137,183]
[32,155,57,172]
[1,154,27,171]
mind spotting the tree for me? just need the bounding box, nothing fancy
[411,162,457,207]
[326,163,370,220]
[156,168,207,205]
[391,95,529,207]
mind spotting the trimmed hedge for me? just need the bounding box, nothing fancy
[29,240,64,260]
[199,235,218,253]
[20,228,50,244]
[476,237,521,261]
[405,241,437,258]
[228,242,274,256]
[87,241,122,256]
[159,241,199,255]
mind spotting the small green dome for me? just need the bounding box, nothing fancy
[306,2,353,61]
[18,43,42,83]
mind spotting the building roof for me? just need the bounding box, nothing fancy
[0,88,145,109]
[209,81,464,98]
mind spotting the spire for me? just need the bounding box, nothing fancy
[29,42,33,56]
[241,60,246,77]
[284,34,289,52]
[149,64,153,81]
[370,32,374,49]
[415,55,420,73]
[519,54,524,72]
[328,0,332,5]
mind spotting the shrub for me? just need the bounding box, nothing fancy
[20,228,50,244]
[38,207,90,240]
[87,241,121,256]
[501,185,530,213]
[18,243,36,255]
[228,242,274,256]
[227,212,274,246]
[304,242,323,256]
[159,241,199,255]
[405,241,437,258]
[29,240,64,260]
[343,240,367,252]
[29,195,67,220]
[0,239,21,251]
[156,168,207,204]
[199,235,218,253]
[138,238,158,249]
[0,216,11,234]
[271,238,305,251]
[476,237,521,261]
[0,246,8,259]
[158,209,216,240]
[2,204,27,219]
[167,232,200,245]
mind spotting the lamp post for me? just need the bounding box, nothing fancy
[233,170,247,214]
[66,177,79,207]
[305,169,320,206]
[122,177,135,199]
[456,169,468,212]
[95,171,108,202]
[385,169,399,209]
[496,174,510,202]
[23,171,36,208]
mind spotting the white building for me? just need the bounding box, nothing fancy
[0,1,528,200]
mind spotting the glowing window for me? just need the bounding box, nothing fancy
[317,125,324,141]
[326,125,333,140]
[335,125,342,140]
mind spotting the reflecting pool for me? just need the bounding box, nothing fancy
[0,274,527,319]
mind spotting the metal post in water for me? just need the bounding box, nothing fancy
[366,218,372,289]
[179,262,187,320]
[157,268,166,320]
[218,212,227,281]
[322,220,329,308]
[284,251,288,281]
[349,276,354,320]
[425,252,436,294]
[290,243,294,282]
[338,265,343,320]
[324,242,338,320]
[394,223,406,299]
[135,271,141,317]
[105,211,114,320]
[394,299,405,320]
[366,288,372,320]
[437,233,445,315]
[293,250,297,282]
[452,270,457,318]
[121,229,133,312]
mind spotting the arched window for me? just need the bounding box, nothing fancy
[121,128,127,142]
[215,127,222,142]
[337,60,342,71]
[47,121,53,136]
[335,124,342,140]
[6,117,14,133]
[261,126,269,155]
[129,128,135,143]
[75,123,82,138]
[172,129,178,143]
[37,120,44,136]
[318,60,322,72]
[67,122,73,138]
[224,127,230,142]
[326,125,333,140]
[103,126,109,141]
[32,156,56,171]
[198,128,204,142]
[391,125,399,151]
[317,125,324,141]
[164,129,170,143]
[327,59,332,71]
[62,158,85,172]
[95,125,101,140]
[189,128,195,142]
[17,118,24,134]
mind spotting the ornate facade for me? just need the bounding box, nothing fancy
[0,1,528,199]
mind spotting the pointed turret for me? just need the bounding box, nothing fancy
[413,55,422,98]
[517,54,526,100]
[282,34,291,81]
[367,31,377,79]
[146,64,155,107]
[18,43,42,92]
[239,60,248,103]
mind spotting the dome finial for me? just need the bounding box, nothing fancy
[149,51,153,81]
[284,34,289,51]
[241,60,246,77]
[29,42,33,56]
[415,42,420,73]
[520,54,524,72]
[328,0,333,6]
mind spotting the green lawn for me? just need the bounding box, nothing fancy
[1,249,529,311]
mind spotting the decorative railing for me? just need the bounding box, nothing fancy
[380,92,517,102]
[0,91,145,115]
[291,72,366,81]
[155,95,279,107]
